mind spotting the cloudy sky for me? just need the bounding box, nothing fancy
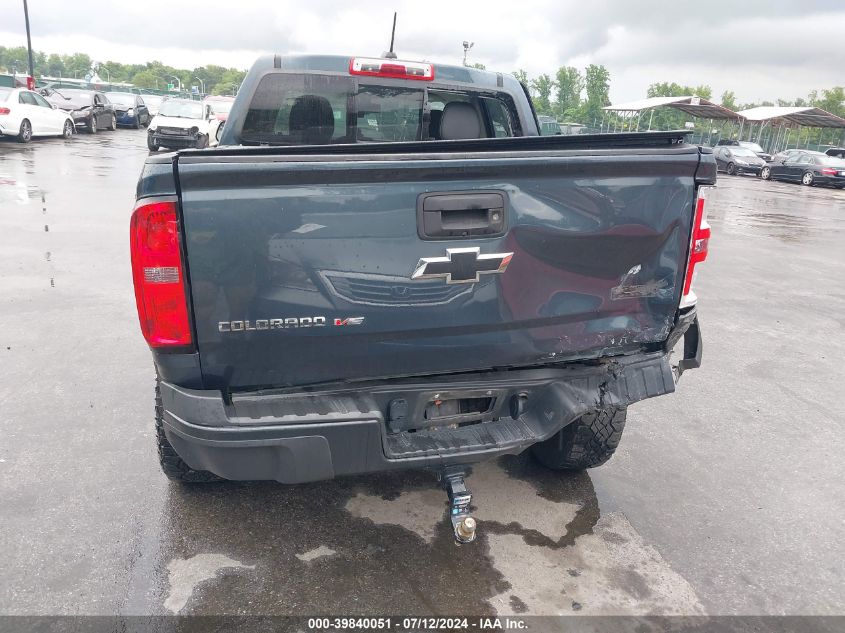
[2,0,844,104]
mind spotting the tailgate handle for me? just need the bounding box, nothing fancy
[417,191,507,239]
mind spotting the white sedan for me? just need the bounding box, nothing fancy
[147,99,222,151]
[0,87,75,142]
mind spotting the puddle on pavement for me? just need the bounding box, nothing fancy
[708,179,845,243]
[146,454,702,616]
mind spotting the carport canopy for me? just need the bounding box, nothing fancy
[603,96,742,120]
[735,106,845,128]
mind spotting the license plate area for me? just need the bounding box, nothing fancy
[385,388,510,433]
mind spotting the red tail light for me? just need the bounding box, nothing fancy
[130,198,192,348]
[349,57,434,81]
[821,168,837,176]
[683,186,712,298]
[26,76,35,90]
[0,107,10,115]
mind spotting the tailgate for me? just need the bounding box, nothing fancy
[176,147,701,389]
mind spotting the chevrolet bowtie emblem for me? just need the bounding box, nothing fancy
[411,247,514,284]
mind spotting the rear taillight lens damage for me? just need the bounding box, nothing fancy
[130,199,192,348]
[683,186,712,299]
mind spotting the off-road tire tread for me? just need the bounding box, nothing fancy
[531,407,627,471]
[155,378,220,483]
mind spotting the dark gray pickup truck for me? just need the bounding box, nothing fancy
[131,54,714,542]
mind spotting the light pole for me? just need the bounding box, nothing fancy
[462,41,474,67]
[102,66,110,83]
[167,75,182,93]
[194,76,205,95]
[23,0,35,79]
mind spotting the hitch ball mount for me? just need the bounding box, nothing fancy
[439,467,476,544]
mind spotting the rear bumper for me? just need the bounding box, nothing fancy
[815,175,845,187]
[159,314,702,483]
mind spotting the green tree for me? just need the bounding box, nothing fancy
[470,62,486,70]
[555,66,583,119]
[212,69,246,96]
[530,73,555,115]
[814,86,845,117]
[583,64,610,123]
[720,90,737,110]
[65,53,92,79]
[0,46,31,74]
[511,69,528,86]
[130,70,163,90]
[45,54,64,77]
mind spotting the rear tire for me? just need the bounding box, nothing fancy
[802,171,815,186]
[531,407,627,471]
[17,119,32,143]
[760,165,771,180]
[155,378,221,483]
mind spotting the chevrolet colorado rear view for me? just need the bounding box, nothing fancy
[130,54,714,543]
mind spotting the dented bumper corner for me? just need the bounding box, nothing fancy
[664,307,703,378]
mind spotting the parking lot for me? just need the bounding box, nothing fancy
[1,131,844,618]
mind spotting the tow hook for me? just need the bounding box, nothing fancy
[439,467,476,544]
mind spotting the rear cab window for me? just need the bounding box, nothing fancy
[239,73,521,146]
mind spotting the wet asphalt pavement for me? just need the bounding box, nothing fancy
[1,130,843,617]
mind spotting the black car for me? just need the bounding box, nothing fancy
[769,148,818,164]
[47,89,116,133]
[825,147,845,159]
[713,145,766,176]
[761,151,845,187]
[107,92,151,128]
[716,139,772,162]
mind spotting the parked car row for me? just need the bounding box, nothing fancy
[714,140,845,189]
[0,86,234,150]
